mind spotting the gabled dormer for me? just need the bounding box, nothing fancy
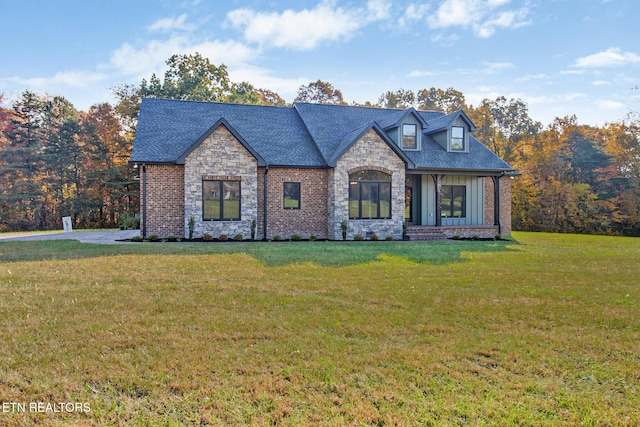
[424,110,476,153]
[377,108,428,152]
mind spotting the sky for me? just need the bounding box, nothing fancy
[1,0,639,127]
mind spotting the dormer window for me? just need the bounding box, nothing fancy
[402,124,417,150]
[451,126,465,151]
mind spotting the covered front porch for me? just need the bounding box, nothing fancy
[404,172,509,239]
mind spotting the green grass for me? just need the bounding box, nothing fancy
[0,232,639,426]
[0,238,513,266]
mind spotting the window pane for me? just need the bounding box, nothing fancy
[203,180,221,219]
[379,182,391,218]
[284,182,300,209]
[361,182,378,218]
[402,124,417,149]
[441,186,452,217]
[349,170,391,181]
[223,181,240,219]
[440,185,466,218]
[349,181,360,218]
[451,126,464,150]
[452,186,465,218]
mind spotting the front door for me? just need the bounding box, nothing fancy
[405,186,413,224]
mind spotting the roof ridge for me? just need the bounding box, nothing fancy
[292,103,330,166]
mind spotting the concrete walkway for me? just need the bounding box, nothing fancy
[0,229,141,244]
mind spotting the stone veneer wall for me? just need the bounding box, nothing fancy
[143,164,184,238]
[258,167,328,240]
[483,176,513,235]
[184,125,258,239]
[329,129,406,240]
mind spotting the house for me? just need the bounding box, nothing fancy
[130,98,517,241]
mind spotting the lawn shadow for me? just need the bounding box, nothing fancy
[0,238,520,267]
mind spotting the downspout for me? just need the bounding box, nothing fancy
[263,165,269,241]
[142,164,147,239]
[493,172,506,235]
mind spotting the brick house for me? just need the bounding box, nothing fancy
[130,98,517,240]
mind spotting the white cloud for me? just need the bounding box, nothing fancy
[592,80,612,87]
[398,3,430,28]
[482,61,515,74]
[597,99,625,110]
[574,47,640,68]
[228,65,307,100]
[1,70,108,91]
[109,36,258,79]
[366,0,392,21]
[427,0,530,38]
[407,70,436,78]
[515,73,548,83]
[225,1,390,50]
[147,14,194,33]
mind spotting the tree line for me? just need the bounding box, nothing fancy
[1,53,639,235]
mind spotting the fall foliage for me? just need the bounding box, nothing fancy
[1,54,638,235]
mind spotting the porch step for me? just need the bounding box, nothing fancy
[406,226,447,241]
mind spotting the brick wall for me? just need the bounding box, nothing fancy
[484,175,513,235]
[143,164,184,238]
[329,129,406,240]
[184,125,258,239]
[257,168,329,240]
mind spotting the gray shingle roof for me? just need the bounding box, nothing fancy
[131,98,516,173]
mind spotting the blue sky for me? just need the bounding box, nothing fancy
[1,0,638,127]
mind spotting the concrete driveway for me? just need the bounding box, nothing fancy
[0,229,141,244]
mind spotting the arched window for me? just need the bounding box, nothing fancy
[349,170,392,219]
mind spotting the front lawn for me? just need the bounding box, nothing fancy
[0,232,638,425]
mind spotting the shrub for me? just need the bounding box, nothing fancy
[370,232,379,241]
[217,234,227,241]
[291,233,301,241]
[118,214,137,230]
[188,216,195,240]
[385,236,394,241]
[273,235,282,241]
[233,234,243,241]
[166,235,177,242]
[250,219,256,240]
[452,235,462,240]
[341,220,348,240]
[203,233,214,241]
[148,234,159,242]
[354,233,364,241]
[310,235,318,241]
[130,235,143,242]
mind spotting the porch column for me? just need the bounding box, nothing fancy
[431,174,443,227]
[491,175,502,233]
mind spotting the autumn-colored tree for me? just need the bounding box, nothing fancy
[378,89,415,109]
[479,96,541,165]
[295,80,345,104]
[113,53,287,132]
[416,87,466,113]
[0,91,48,230]
[82,103,138,225]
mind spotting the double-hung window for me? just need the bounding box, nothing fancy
[349,170,392,219]
[402,124,417,150]
[202,179,241,220]
[451,126,465,151]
